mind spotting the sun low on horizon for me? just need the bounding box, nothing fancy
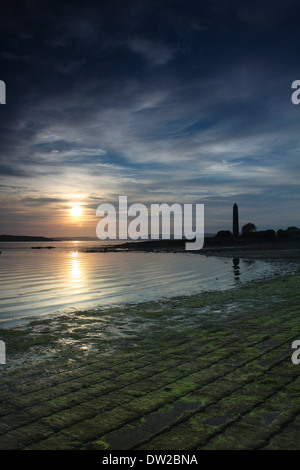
[70,204,83,219]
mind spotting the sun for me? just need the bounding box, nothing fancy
[70,205,82,218]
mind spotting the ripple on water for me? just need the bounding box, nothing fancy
[0,246,294,327]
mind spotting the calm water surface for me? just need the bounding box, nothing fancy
[0,240,285,327]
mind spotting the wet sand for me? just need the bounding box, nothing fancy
[201,244,300,260]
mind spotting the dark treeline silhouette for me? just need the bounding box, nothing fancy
[215,225,300,242]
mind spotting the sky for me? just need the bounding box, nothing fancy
[0,0,300,238]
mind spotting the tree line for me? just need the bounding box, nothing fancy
[215,224,300,241]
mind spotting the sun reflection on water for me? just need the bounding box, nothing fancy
[70,251,83,288]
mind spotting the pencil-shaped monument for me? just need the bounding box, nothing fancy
[233,203,239,238]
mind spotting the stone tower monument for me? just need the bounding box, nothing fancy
[233,203,239,237]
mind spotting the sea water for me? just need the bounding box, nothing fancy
[0,240,288,327]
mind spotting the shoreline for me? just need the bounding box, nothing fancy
[83,239,300,260]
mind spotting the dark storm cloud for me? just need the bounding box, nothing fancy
[0,0,300,234]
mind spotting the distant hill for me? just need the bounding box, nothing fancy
[0,235,57,242]
[56,237,99,241]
